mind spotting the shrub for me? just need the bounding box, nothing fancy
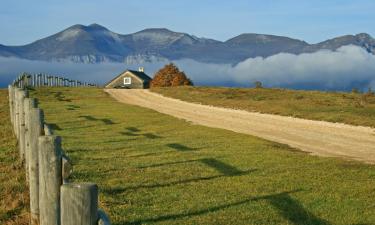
[351,88,359,94]
[254,81,263,88]
[151,63,193,87]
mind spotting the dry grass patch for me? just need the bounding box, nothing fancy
[151,86,375,127]
[0,89,29,225]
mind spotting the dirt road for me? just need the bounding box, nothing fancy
[106,89,375,163]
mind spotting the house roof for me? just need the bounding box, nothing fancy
[105,69,152,87]
[127,70,152,81]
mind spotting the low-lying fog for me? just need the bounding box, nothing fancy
[1,45,374,91]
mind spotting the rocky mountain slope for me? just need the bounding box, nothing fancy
[0,24,374,64]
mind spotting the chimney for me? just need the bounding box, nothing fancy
[138,67,144,72]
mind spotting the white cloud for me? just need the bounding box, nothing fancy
[1,45,375,91]
[173,45,375,91]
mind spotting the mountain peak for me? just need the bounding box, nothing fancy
[87,23,108,31]
[136,28,177,34]
[65,24,108,32]
[226,33,307,45]
[355,33,373,40]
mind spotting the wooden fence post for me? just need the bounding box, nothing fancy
[8,85,14,125]
[28,107,44,225]
[38,135,62,225]
[14,88,20,137]
[23,97,35,180]
[17,89,28,163]
[60,183,98,225]
[11,87,16,132]
[36,74,40,87]
[32,74,36,87]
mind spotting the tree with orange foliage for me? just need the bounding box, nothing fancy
[151,63,193,87]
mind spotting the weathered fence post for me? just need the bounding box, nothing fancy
[8,85,14,125]
[32,74,36,87]
[60,183,98,225]
[10,87,17,132]
[16,89,28,163]
[20,89,28,166]
[44,74,47,86]
[27,74,31,87]
[36,74,41,87]
[27,106,44,225]
[14,88,21,138]
[38,135,62,225]
[23,97,35,180]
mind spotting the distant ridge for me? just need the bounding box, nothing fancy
[0,24,374,64]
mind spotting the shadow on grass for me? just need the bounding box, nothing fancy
[120,131,140,136]
[126,127,141,132]
[80,115,96,121]
[120,190,329,225]
[120,128,162,139]
[265,192,332,225]
[166,143,200,152]
[102,119,115,125]
[143,133,161,139]
[200,158,245,176]
[66,104,80,111]
[54,91,72,102]
[137,159,204,169]
[125,150,176,159]
[102,169,256,196]
[48,123,62,130]
[79,115,116,125]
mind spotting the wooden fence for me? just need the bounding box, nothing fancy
[12,73,98,88]
[8,74,110,225]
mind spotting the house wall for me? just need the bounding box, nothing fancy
[105,72,147,89]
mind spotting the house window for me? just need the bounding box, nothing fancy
[124,77,131,85]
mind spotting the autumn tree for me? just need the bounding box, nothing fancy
[151,63,193,87]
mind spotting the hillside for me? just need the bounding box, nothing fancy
[0,24,374,64]
[13,87,372,224]
[151,86,375,127]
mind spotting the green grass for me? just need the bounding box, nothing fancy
[151,86,375,127]
[0,90,29,225]
[27,87,375,225]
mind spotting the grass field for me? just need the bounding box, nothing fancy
[21,87,375,225]
[0,90,29,225]
[151,86,375,127]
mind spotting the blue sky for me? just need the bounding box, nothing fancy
[1,0,374,45]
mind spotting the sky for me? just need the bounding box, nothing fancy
[1,0,375,45]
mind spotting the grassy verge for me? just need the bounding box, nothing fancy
[0,90,29,225]
[29,87,375,225]
[151,86,375,127]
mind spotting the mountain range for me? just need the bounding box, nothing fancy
[1,23,374,64]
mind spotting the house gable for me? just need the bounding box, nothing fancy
[105,70,152,89]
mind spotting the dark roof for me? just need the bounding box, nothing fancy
[105,69,152,87]
[127,70,152,81]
